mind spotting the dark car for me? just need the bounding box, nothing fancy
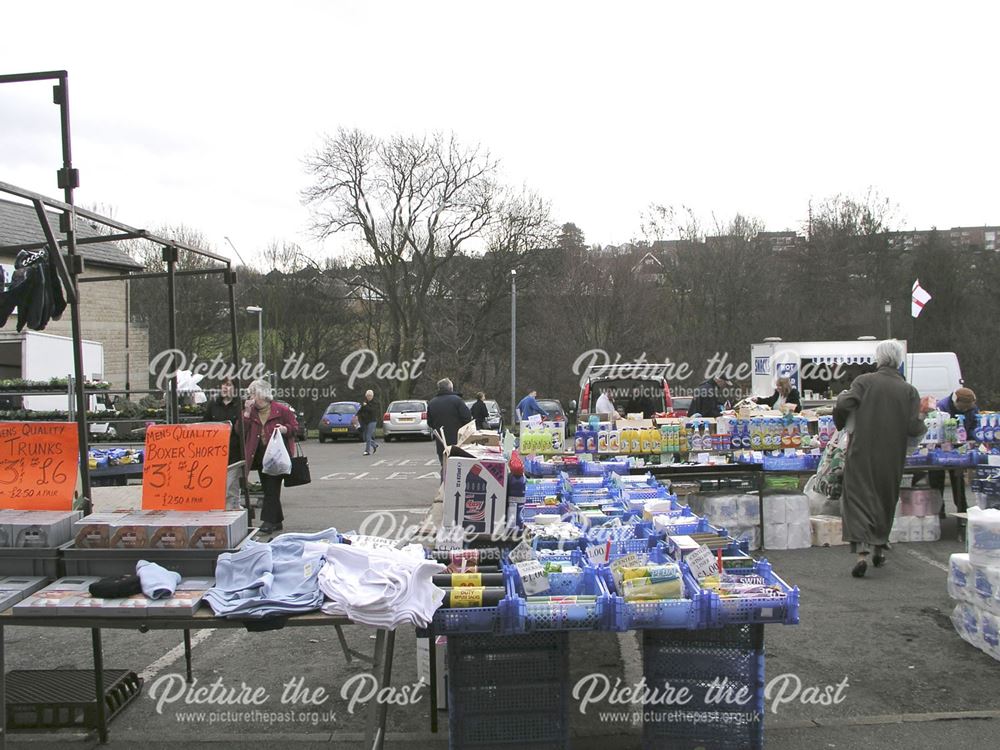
[318,401,362,443]
[670,396,692,418]
[536,398,571,438]
[464,399,504,432]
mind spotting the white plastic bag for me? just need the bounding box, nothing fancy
[262,428,291,476]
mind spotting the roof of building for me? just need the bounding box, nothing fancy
[0,198,143,270]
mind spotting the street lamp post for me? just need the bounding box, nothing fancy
[884,299,892,339]
[246,306,263,374]
[510,269,517,424]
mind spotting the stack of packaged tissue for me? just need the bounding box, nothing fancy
[889,489,942,543]
[685,494,762,550]
[761,494,811,550]
[947,507,1000,661]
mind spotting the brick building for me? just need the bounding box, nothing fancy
[0,198,150,390]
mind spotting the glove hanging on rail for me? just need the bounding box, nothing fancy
[0,247,68,331]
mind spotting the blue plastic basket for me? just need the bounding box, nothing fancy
[905,453,931,466]
[431,592,518,636]
[508,565,612,632]
[601,551,707,630]
[762,453,821,471]
[702,558,800,626]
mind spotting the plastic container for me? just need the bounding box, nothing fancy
[931,449,982,467]
[603,552,707,631]
[508,565,612,632]
[762,453,821,471]
[703,558,800,626]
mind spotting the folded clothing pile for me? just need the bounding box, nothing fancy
[318,541,445,628]
[204,529,340,619]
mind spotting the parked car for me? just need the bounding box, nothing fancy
[318,401,362,443]
[670,396,691,418]
[536,398,571,438]
[383,399,431,441]
[464,399,504,432]
[577,363,676,420]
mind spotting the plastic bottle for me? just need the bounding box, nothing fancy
[791,420,802,448]
[956,420,967,444]
[651,427,662,454]
[679,424,689,454]
[609,429,621,454]
[690,421,702,452]
[597,429,609,453]
[574,426,586,453]
[586,427,598,453]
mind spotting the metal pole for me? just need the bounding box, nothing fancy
[257,311,264,373]
[125,279,131,398]
[164,245,179,424]
[53,71,91,504]
[227,269,254,522]
[510,271,516,423]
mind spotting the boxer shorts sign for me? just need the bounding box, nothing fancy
[0,422,78,510]
[142,423,230,510]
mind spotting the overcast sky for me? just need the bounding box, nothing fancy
[2,1,997,265]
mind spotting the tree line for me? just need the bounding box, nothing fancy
[124,129,1000,427]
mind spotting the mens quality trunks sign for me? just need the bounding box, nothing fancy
[142,423,230,511]
[0,422,78,510]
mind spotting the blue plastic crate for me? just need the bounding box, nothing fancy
[431,593,518,636]
[702,558,800,626]
[508,565,612,632]
[905,452,931,466]
[641,624,765,750]
[601,552,707,630]
[762,453,821,471]
[519,502,572,524]
[658,518,728,550]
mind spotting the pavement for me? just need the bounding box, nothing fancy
[5,439,999,748]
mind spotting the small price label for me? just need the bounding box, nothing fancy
[515,560,549,595]
[686,545,719,580]
[586,541,611,566]
[697,452,710,464]
[508,540,537,564]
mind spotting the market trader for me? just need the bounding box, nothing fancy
[428,378,474,464]
[516,388,548,423]
[929,387,979,516]
[753,376,802,413]
[688,376,733,418]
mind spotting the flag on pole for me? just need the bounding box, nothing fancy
[911,279,931,318]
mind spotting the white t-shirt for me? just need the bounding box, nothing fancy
[596,393,615,416]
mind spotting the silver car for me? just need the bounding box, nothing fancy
[382,399,431,441]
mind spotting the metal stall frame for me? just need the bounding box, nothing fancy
[0,70,252,518]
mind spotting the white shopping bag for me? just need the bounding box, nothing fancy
[262,428,292,476]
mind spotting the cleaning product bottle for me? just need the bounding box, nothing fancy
[690,421,702,452]
[608,429,621,454]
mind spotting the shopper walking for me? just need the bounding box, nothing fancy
[833,340,928,578]
[357,389,379,456]
[242,379,299,534]
[471,392,490,431]
[427,378,473,465]
[928,387,978,516]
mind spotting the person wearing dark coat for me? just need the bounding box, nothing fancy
[242,379,299,534]
[833,340,928,578]
[471,392,490,431]
[688,377,733,418]
[427,378,473,464]
[205,377,243,465]
[357,389,379,456]
[753,377,802,413]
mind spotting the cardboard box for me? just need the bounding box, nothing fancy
[73,512,130,548]
[442,425,509,534]
[4,510,82,548]
[187,511,248,549]
[415,635,447,709]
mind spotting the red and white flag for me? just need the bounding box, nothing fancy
[911,279,932,318]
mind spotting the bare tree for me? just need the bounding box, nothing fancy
[303,128,501,397]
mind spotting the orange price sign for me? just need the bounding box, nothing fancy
[142,423,230,511]
[0,422,79,510]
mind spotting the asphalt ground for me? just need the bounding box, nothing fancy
[3,439,998,748]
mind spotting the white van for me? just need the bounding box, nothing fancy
[750,339,962,405]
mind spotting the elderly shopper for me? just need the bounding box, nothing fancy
[242,379,299,534]
[833,340,928,577]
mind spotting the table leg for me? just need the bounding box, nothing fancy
[428,634,438,733]
[91,628,107,744]
[364,629,395,750]
[334,624,353,664]
[758,474,767,551]
[183,630,193,683]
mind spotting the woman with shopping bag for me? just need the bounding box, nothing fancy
[242,379,299,534]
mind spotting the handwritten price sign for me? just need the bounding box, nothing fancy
[0,422,78,510]
[142,423,230,511]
